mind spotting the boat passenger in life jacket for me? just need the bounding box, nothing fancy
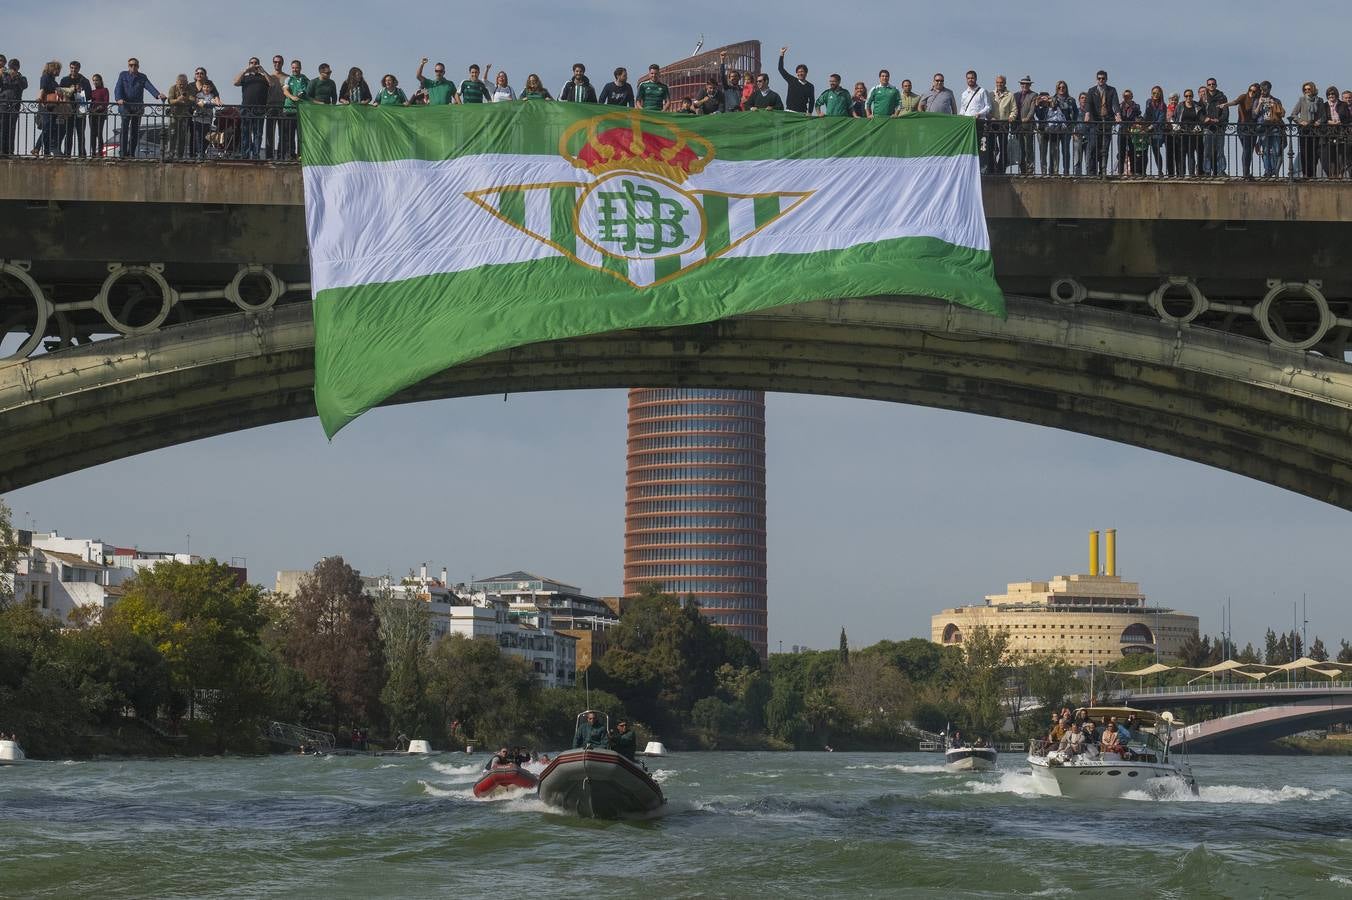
[611,719,637,761]
[574,710,610,749]
[485,746,511,769]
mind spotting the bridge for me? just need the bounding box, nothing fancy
[4,160,1352,499]
[1110,681,1352,751]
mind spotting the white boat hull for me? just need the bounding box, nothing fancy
[945,748,998,772]
[0,740,26,765]
[1028,754,1197,799]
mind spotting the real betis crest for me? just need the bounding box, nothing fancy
[465,111,813,289]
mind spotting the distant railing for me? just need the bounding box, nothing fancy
[264,720,336,751]
[5,100,1352,181]
[1127,679,1352,697]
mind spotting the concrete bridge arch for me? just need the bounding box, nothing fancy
[4,292,1352,507]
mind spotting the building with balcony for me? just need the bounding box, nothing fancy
[930,530,1199,668]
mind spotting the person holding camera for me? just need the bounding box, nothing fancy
[233,56,271,160]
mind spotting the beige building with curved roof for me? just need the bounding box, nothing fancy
[931,530,1199,668]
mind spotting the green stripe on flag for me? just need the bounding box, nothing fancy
[753,195,781,228]
[298,102,979,168]
[549,187,575,255]
[313,236,1003,437]
[654,255,683,281]
[703,194,730,256]
[498,189,525,228]
[601,255,627,279]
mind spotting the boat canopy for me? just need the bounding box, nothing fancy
[1076,706,1182,728]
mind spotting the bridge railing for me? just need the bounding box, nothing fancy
[5,100,1351,180]
[978,120,1350,180]
[1128,679,1351,697]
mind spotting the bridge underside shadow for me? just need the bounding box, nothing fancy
[3,294,1352,505]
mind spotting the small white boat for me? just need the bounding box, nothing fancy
[1028,707,1197,800]
[639,741,668,757]
[0,738,26,765]
[945,744,998,772]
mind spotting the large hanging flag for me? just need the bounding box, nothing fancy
[299,102,1002,437]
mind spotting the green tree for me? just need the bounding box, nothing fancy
[0,603,94,756]
[833,653,911,737]
[1310,636,1329,662]
[1023,656,1081,726]
[957,625,1011,737]
[110,560,272,750]
[426,635,539,747]
[536,686,626,747]
[1236,642,1262,664]
[0,498,17,606]
[690,696,739,747]
[839,628,850,666]
[284,557,383,733]
[374,587,433,739]
[1339,639,1352,664]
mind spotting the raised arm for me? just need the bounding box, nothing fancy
[777,47,791,84]
[415,57,428,83]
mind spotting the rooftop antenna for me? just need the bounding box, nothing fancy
[691,34,704,56]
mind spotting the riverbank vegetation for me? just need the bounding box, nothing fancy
[4,499,1350,756]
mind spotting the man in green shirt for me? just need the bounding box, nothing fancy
[635,64,668,112]
[866,69,901,118]
[307,63,337,105]
[415,58,456,105]
[815,73,851,117]
[459,64,491,104]
[279,59,308,160]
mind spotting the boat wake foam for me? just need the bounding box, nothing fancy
[428,761,482,778]
[1122,783,1344,804]
[942,771,1039,797]
[845,764,950,774]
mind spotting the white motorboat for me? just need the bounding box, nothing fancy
[945,743,998,772]
[0,738,26,765]
[1028,707,1197,799]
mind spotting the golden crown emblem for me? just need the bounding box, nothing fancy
[559,111,715,184]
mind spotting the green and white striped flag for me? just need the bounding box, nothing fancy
[299,102,1002,437]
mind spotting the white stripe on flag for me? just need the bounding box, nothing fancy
[727,196,758,245]
[627,257,655,287]
[522,188,553,246]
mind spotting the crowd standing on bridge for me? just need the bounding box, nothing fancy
[1,46,1350,178]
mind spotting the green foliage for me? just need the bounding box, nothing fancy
[0,498,17,606]
[282,557,383,733]
[1023,656,1082,724]
[0,604,94,756]
[535,686,626,748]
[110,559,273,751]
[374,588,434,738]
[593,592,759,738]
[425,634,539,747]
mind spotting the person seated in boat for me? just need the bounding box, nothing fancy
[611,719,637,761]
[1058,722,1086,757]
[1080,722,1099,759]
[574,710,610,749]
[511,746,532,765]
[1046,716,1067,750]
[1110,716,1132,746]
[486,746,512,769]
[1100,725,1121,755]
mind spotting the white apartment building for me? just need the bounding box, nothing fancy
[12,530,220,623]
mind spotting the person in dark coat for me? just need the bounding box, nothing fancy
[611,719,637,761]
[775,46,814,114]
[573,710,609,748]
[559,63,596,103]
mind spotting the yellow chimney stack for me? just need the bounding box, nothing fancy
[1105,529,1117,577]
[1089,530,1100,576]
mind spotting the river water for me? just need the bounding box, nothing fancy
[3,752,1350,897]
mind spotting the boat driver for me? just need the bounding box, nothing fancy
[611,719,637,761]
[573,710,610,749]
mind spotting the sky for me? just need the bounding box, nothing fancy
[5,2,1352,652]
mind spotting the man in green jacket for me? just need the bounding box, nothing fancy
[573,710,609,748]
[611,719,637,760]
[815,73,851,117]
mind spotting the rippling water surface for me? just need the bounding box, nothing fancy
[3,752,1351,897]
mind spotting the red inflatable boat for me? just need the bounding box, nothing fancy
[472,764,538,798]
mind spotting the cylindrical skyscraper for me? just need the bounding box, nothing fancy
[624,388,767,657]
